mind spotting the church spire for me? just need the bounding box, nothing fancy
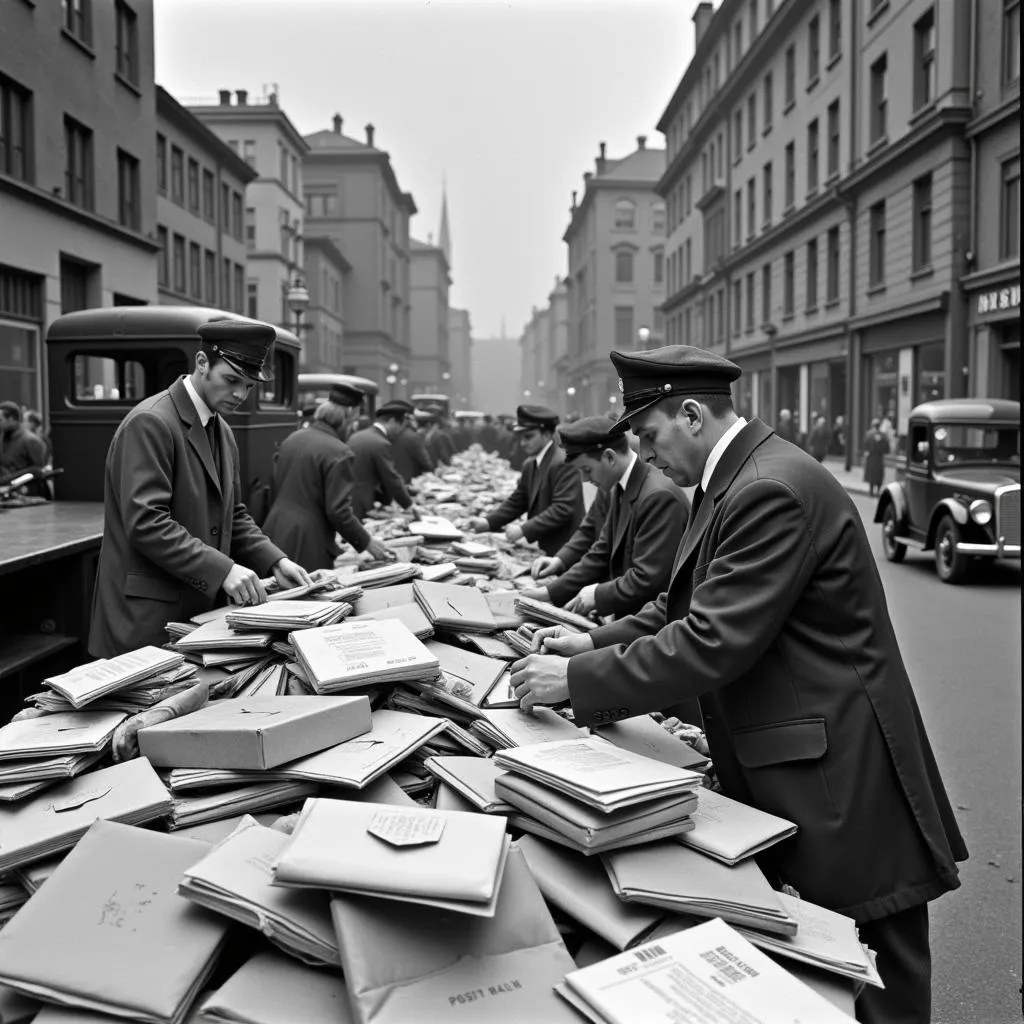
[438,177,452,267]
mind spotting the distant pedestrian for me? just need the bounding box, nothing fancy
[863,418,890,497]
[808,415,831,462]
[831,414,847,457]
[776,408,798,445]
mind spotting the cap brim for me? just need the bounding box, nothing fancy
[221,354,273,383]
[608,395,663,434]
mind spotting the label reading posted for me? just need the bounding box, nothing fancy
[367,811,446,847]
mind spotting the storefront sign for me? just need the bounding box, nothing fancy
[976,285,1020,317]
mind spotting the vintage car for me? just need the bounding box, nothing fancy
[873,399,1020,583]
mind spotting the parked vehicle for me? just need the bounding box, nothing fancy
[410,393,451,417]
[297,372,379,418]
[873,399,1020,583]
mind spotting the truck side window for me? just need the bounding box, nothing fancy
[73,356,145,402]
[909,423,929,465]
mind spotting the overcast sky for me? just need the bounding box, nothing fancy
[154,0,698,340]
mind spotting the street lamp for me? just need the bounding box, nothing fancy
[636,325,651,349]
[523,389,532,399]
[566,386,576,396]
[287,275,310,338]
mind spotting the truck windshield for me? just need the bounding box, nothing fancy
[932,424,1020,466]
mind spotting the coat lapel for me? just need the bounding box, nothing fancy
[528,445,555,509]
[611,459,645,555]
[673,419,775,571]
[170,377,222,496]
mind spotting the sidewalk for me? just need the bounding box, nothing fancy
[822,457,876,497]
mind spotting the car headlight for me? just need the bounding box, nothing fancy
[969,499,993,525]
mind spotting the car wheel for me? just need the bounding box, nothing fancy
[881,506,906,563]
[934,515,969,584]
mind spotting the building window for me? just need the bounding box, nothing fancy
[762,262,772,323]
[746,272,755,330]
[247,280,258,319]
[1001,156,1020,258]
[733,20,743,65]
[913,174,933,271]
[62,0,91,45]
[234,264,244,315]
[245,207,255,249]
[653,250,664,284]
[869,201,886,286]
[684,238,692,282]
[652,202,666,234]
[783,250,795,315]
[170,145,183,204]
[155,133,166,194]
[222,259,231,310]
[827,225,840,302]
[747,94,757,149]
[827,100,840,179]
[114,1,138,85]
[1006,0,1021,84]
[188,242,201,299]
[278,144,288,186]
[202,168,214,221]
[243,139,256,167]
[732,279,742,336]
[187,158,199,213]
[870,54,888,145]
[734,189,743,246]
[914,9,937,110]
[808,15,821,84]
[204,250,216,303]
[747,177,756,238]
[806,237,819,309]
[221,183,231,231]
[614,305,634,348]
[116,148,139,229]
[615,250,635,283]
[716,289,725,342]
[784,141,795,209]
[278,207,290,257]
[785,45,796,108]
[807,118,820,194]
[156,226,168,286]
[749,0,759,37]
[829,0,842,60]
[63,116,92,210]
[614,199,636,229]
[733,109,743,160]
[172,234,185,293]
[763,71,774,131]
[231,191,243,242]
[0,74,31,183]
[763,161,773,225]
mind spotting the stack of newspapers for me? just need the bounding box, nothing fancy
[224,600,351,632]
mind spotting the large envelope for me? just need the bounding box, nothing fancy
[331,844,579,1024]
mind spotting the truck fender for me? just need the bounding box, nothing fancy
[926,498,968,547]
[873,482,907,525]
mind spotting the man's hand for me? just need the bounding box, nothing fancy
[510,654,571,712]
[519,585,551,603]
[531,555,564,579]
[272,558,312,591]
[223,563,268,605]
[365,538,396,562]
[565,583,598,616]
[467,516,490,533]
[530,624,596,656]
[505,523,525,543]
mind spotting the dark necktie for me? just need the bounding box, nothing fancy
[205,416,221,476]
[688,485,704,529]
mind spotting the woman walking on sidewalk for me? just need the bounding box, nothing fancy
[863,418,890,497]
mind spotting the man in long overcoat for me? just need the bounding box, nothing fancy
[346,400,417,519]
[510,345,967,1024]
[89,319,310,657]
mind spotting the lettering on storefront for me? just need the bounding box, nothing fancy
[977,285,1020,316]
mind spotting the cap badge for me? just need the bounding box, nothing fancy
[617,379,624,392]
[663,383,672,392]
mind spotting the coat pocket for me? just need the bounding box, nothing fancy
[125,571,180,603]
[732,717,828,768]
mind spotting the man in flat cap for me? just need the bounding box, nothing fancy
[391,409,436,485]
[89,317,311,657]
[521,415,689,619]
[347,399,420,519]
[467,405,583,555]
[510,344,966,1022]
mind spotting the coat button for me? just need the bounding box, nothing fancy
[211,526,220,536]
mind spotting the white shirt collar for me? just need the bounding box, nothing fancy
[618,450,639,491]
[535,440,553,465]
[373,422,389,439]
[182,375,214,428]
[701,417,748,491]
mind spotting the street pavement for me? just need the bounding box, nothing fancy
[845,491,1021,1024]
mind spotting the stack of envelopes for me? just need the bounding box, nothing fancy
[416,562,460,583]
[28,663,198,715]
[289,620,440,694]
[469,707,584,751]
[179,816,339,966]
[166,780,317,831]
[423,755,514,814]
[678,786,798,865]
[349,602,434,640]
[272,797,511,917]
[592,715,711,773]
[412,580,496,633]
[513,596,597,633]
[0,711,126,763]
[407,516,463,542]
[406,641,509,718]
[40,647,186,710]
[0,820,229,1024]
[224,600,351,632]
[344,563,421,589]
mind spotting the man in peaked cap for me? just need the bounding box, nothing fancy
[325,381,365,440]
[467,404,583,555]
[90,317,311,658]
[510,344,966,1022]
[346,399,420,519]
[520,414,688,619]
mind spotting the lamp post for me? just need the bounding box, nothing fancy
[763,322,778,425]
[386,362,400,401]
[636,325,651,349]
[286,275,309,340]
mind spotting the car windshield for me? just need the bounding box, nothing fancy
[932,424,1020,466]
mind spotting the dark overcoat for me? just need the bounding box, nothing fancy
[554,486,610,570]
[391,426,434,484]
[88,377,286,658]
[567,419,967,923]
[546,462,689,617]
[484,444,584,556]
[263,422,371,571]
[346,425,412,519]
[425,425,456,467]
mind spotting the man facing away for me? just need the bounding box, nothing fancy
[89,319,310,658]
[510,344,966,1024]
[346,400,419,520]
[521,414,689,619]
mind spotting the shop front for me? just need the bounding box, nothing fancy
[964,274,1020,401]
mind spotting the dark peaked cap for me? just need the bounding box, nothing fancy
[557,415,622,461]
[609,344,741,431]
[377,399,415,417]
[196,318,277,382]
[513,405,560,432]
[328,382,365,407]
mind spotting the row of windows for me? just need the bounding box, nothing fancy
[612,199,666,234]
[57,0,139,86]
[612,248,665,286]
[155,228,244,312]
[223,138,302,197]
[155,134,244,242]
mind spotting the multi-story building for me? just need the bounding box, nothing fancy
[0,0,159,411]
[658,0,987,460]
[563,137,667,417]
[519,304,549,412]
[189,89,308,333]
[962,0,1019,399]
[155,87,254,314]
[302,235,350,372]
[471,333,521,415]
[409,235,451,394]
[517,278,571,416]
[448,307,473,410]
[302,115,417,387]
